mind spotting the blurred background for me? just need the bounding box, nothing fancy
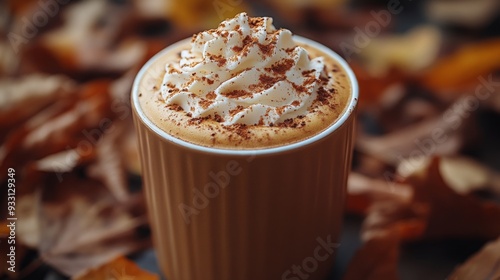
[1,0,500,279]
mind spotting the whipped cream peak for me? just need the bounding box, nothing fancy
[160,13,330,126]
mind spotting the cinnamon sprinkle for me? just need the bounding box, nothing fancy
[316,86,331,105]
[257,42,275,56]
[206,91,216,100]
[292,83,307,93]
[214,114,224,122]
[199,99,213,109]
[268,59,294,74]
[248,17,264,27]
[229,105,244,116]
[302,69,315,76]
[223,89,251,98]
[242,35,254,46]
[188,116,209,125]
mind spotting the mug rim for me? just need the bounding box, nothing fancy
[132,35,358,156]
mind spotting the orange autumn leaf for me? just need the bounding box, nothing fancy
[74,256,159,280]
[350,63,407,111]
[421,38,500,93]
[342,229,400,280]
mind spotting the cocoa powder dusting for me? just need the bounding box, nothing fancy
[199,99,213,109]
[248,17,264,27]
[292,83,307,93]
[206,91,216,100]
[223,89,251,98]
[168,104,183,111]
[214,114,223,122]
[210,54,227,67]
[304,76,316,85]
[259,74,284,88]
[229,105,244,116]
[302,69,315,76]
[278,118,298,128]
[316,86,331,105]
[188,116,209,125]
[268,59,294,74]
[242,35,253,46]
[257,42,275,56]
[227,124,251,139]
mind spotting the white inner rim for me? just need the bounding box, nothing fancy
[132,36,359,156]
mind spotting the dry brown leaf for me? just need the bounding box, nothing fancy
[421,38,500,94]
[405,157,500,240]
[362,199,427,242]
[73,255,159,280]
[22,0,146,77]
[448,237,500,280]
[0,79,113,173]
[361,156,500,244]
[0,42,19,76]
[349,156,500,280]
[38,174,148,276]
[88,121,130,202]
[359,25,441,75]
[121,126,141,175]
[426,0,500,29]
[397,155,500,196]
[342,229,401,280]
[347,172,412,215]
[357,110,464,166]
[439,156,500,196]
[350,63,407,111]
[0,74,75,140]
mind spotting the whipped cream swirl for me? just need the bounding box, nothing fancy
[160,13,328,126]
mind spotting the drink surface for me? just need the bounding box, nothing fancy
[137,13,351,149]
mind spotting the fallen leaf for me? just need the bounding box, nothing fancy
[23,0,146,77]
[357,110,464,166]
[395,155,497,190]
[342,229,401,280]
[359,25,442,75]
[74,256,159,280]
[0,74,75,141]
[439,156,500,196]
[421,38,500,94]
[426,0,500,29]
[0,41,19,76]
[0,79,113,174]
[362,199,428,242]
[405,157,500,240]
[448,237,500,280]
[350,63,407,111]
[38,173,148,277]
[347,172,412,215]
[88,121,130,202]
[17,193,41,248]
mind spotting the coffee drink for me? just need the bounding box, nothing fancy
[137,13,351,149]
[132,12,358,280]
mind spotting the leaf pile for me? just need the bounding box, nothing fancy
[1,0,500,279]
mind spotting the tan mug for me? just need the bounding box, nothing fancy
[132,36,358,280]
